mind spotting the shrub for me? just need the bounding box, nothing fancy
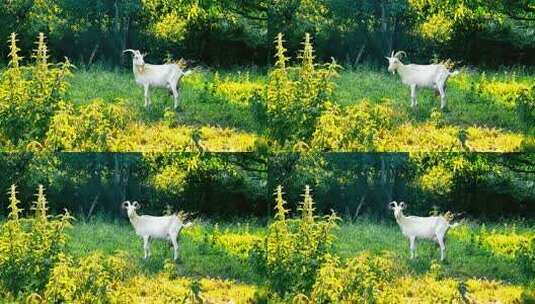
[263,33,339,146]
[44,251,132,303]
[45,99,130,151]
[309,252,397,304]
[0,185,72,297]
[0,33,72,148]
[250,185,339,297]
[311,101,394,151]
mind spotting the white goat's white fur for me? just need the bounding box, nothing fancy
[123,49,193,109]
[386,51,459,110]
[122,200,193,260]
[389,201,458,261]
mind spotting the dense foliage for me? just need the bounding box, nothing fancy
[0,152,534,219]
[0,153,268,218]
[262,33,339,145]
[0,185,72,297]
[0,0,533,66]
[268,153,535,218]
[0,33,72,149]
[251,186,339,296]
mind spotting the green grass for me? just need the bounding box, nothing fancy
[335,68,529,132]
[66,218,533,287]
[2,216,533,301]
[66,219,262,283]
[64,65,534,152]
[69,67,265,134]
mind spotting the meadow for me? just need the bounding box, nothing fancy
[63,64,535,152]
[47,218,535,302]
[1,33,533,153]
[1,184,534,303]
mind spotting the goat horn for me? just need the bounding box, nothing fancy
[391,51,395,57]
[394,51,407,59]
[123,49,136,54]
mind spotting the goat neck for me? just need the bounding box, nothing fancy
[394,209,408,225]
[133,62,147,75]
[127,208,140,225]
[395,61,408,78]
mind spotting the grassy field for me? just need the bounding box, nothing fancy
[66,65,534,152]
[60,218,534,302]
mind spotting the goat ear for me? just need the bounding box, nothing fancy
[385,56,390,61]
[400,202,406,209]
[133,201,140,209]
[121,201,130,209]
[388,201,397,209]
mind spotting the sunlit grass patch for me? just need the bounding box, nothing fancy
[211,230,263,260]
[110,122,260,152]
[384,276,523,303]
[465,127,524,152]
[375,122,523,152]
[108,275,259,304]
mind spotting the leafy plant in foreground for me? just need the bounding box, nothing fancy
[250,185,339,297]
[0,185,72,298]
[263,33,339,147]
[0,33,72,149]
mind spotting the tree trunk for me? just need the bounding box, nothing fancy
[355,44,366,65]
[88,43,100,66]
[87,193,100,218]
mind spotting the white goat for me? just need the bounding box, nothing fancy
[122,200,193,260]
[389,201,459,261]
[123,49,193,109]
[386,51,459,110]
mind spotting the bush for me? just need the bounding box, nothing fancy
[44,251,132,303]
[311,101,394,151]
[45,99,130,151]
[309,252,397,304]
[0,185,72,297]
[250,185,339,297]
[263,33,339,146]
[0,33,72,148]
